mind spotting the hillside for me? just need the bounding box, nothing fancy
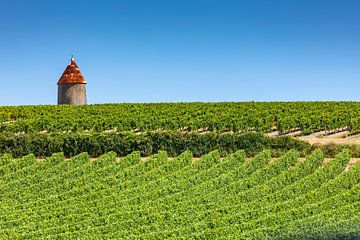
[1,102,360,135]
[1,150,359,239]
[3,102,360,159]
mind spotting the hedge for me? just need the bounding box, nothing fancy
[0,132,311,158]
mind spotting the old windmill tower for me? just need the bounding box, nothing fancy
[57,56,87,105]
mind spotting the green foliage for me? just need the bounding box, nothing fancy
[0,150,358,239]
[0,154,12,167]
[0,102,359,135]
[313,142,360,158]
[0,132,310,158]
[3,102,360,159]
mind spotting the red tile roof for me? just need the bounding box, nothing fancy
[57,57,86,84]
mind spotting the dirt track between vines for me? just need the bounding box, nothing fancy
[297,131,360,145]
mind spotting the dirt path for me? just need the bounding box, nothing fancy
[297,130,360,145]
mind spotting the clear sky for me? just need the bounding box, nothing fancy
[0,0,359,105]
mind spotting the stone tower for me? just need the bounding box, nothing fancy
[57,56,87,105]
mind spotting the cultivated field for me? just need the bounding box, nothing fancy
[0,149,359,239]
[1,102,360,135]
[1,102,360,238]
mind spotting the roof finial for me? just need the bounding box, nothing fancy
[71,54,74,61]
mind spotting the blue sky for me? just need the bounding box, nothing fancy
[0,0,359,105]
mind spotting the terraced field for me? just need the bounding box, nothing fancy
[0,149,359,239]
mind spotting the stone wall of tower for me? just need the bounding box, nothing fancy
[58,83,87,105]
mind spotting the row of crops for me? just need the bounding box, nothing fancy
[1,102,360,135]
[0,149,359,239]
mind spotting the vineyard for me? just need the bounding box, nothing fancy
[0,149,359,239]
[1,102,360,135]
[1,102,360,238]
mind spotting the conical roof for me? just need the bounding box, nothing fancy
[57,56,86,84]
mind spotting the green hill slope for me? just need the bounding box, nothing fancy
[2,102,360,135]
[0,149,359,239]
